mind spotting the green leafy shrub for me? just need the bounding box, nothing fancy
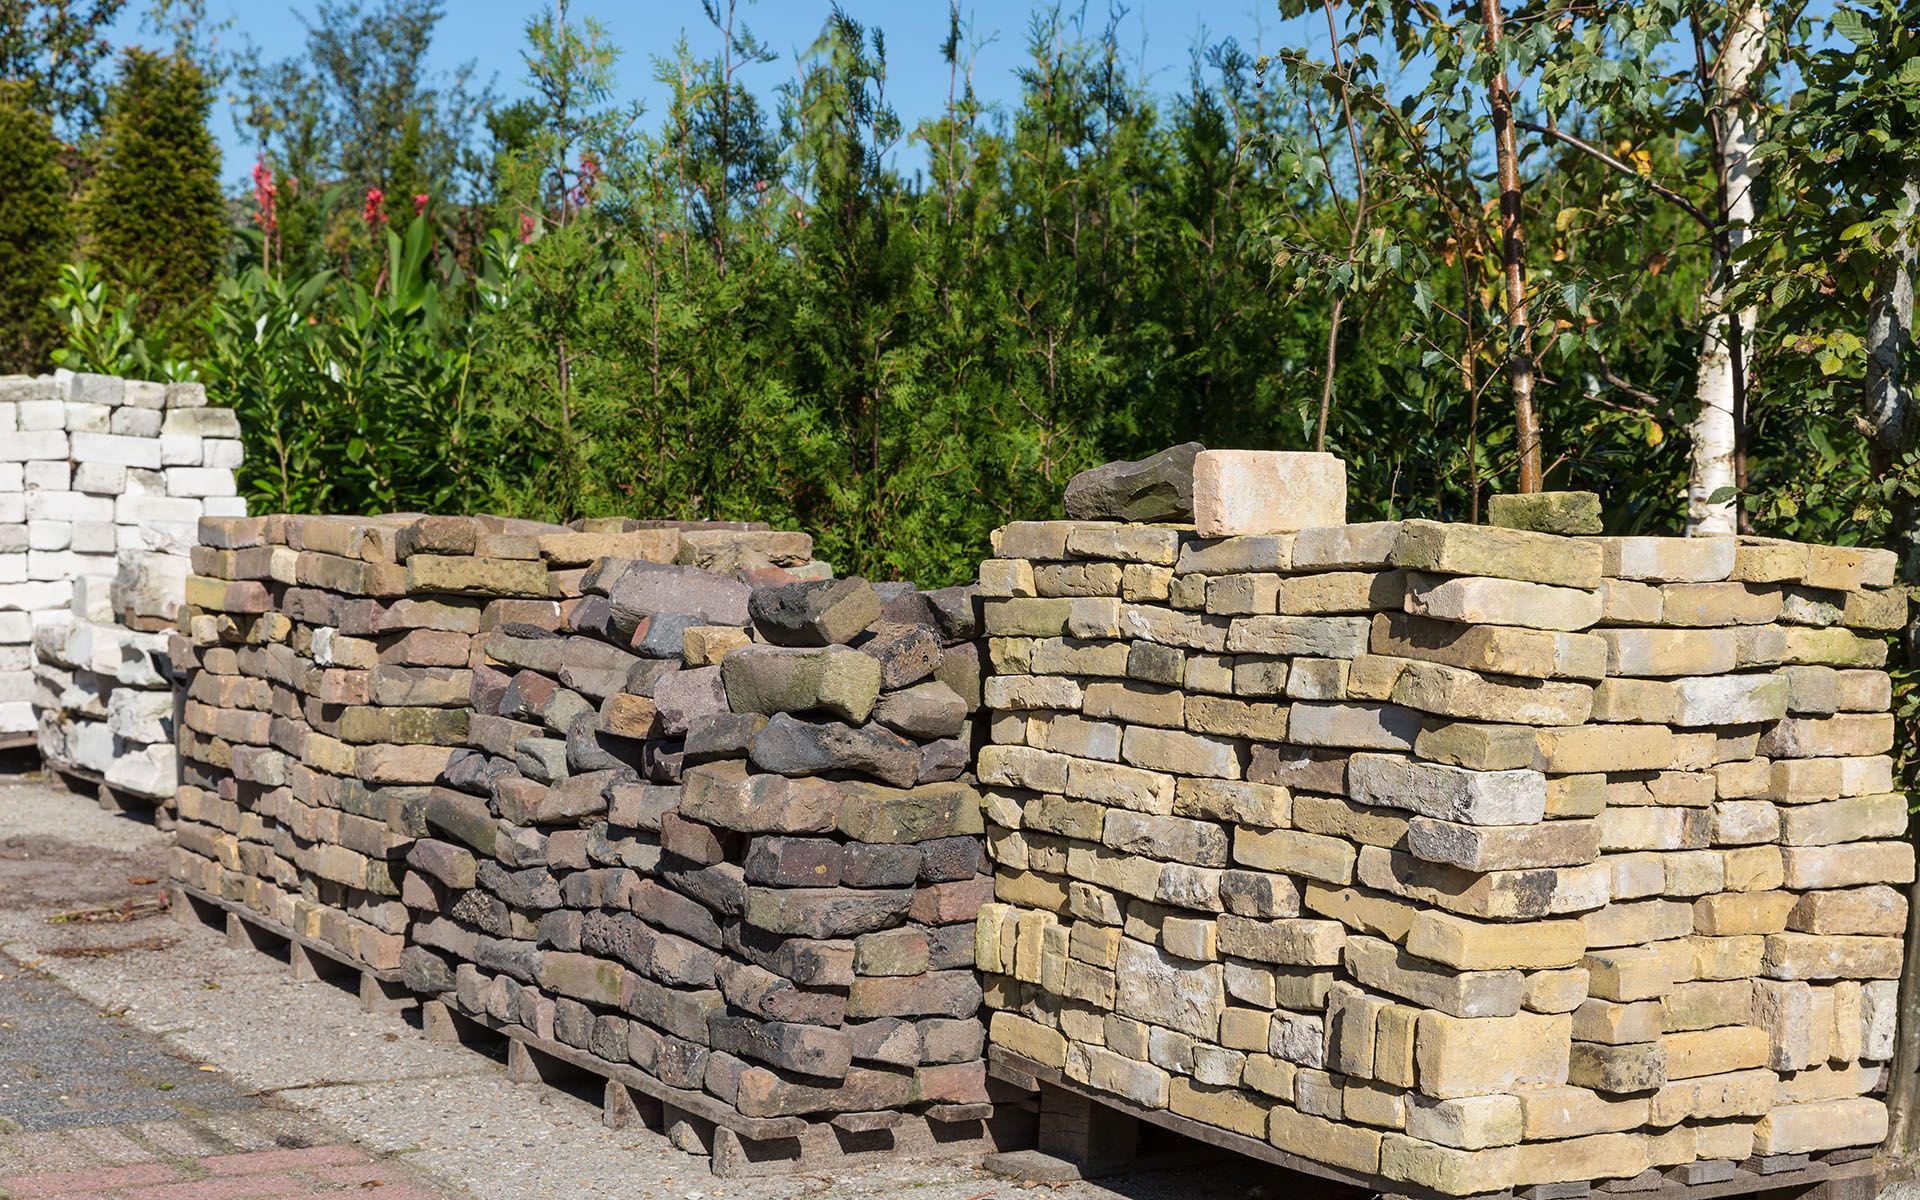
[0,81,71,373]
[81,49,227,340]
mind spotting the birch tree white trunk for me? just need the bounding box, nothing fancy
[1685,5,1766,535]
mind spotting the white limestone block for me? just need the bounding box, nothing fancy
[115,494,201,525]
[27,520,71,550]
[17,400,65,430]
[24,460,70,489]
[71,522,116,554]
[63,402,112,432]
[69,432,162,469]
[202,439,244,468]
[165,466,235,497]
[158,434,203,465]
[121,380,165,410]
[161,407,240,438]
[0,699,32,732]
[73,461,128,495]
[109,406,163,437]
[27,491,111,522]
[2,430,68,460]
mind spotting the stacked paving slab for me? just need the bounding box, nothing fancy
[167,512,611,973]
[401,531,1015,1166]
[975,449,1912,1195]
[0,370,243,803]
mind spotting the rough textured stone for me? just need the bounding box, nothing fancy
[1487,491,1603,535]
[720,644,883,724]
[748,713,921,787]
[749,577,883,646]
[1063,442,1204,522]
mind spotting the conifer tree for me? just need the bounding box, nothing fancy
[0,81,71,373]
[81,48,226,334]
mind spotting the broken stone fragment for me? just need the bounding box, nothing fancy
[720,643,883,724]
[1062,442,1204,523]
[1487,490,1603,535]
[747,712,922,787]
[749,577,882,646]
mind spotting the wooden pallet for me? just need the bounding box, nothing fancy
[987,1046,1880,1200]
[168,882,414,1015]
[422,994,1035,1177]
[50,765,171,826]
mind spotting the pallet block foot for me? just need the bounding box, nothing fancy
[1671,1163,1737,1186]
[982,1149,1089,1184]
[603,1079,661,1131]
[664,1104,714,1155]
[169,885,204,928]
[422,1000,459,1044]
[289,942,320,982]
[506,1038,541,1084]
[1599,1169,1666,1193]
[225,910,273,953]
[358,971,414,1014]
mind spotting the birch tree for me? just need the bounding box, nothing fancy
[1685,3,1767,534]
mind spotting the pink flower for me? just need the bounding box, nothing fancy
[519,212,537,244]
[250,156,279,235]
[569,154,602,209]
[363,188,387,229]
[413,192,429,217]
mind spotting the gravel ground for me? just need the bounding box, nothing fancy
[0,765,1304,1200]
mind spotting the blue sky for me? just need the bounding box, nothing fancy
[108,0,1326,187]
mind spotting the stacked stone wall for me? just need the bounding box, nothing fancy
[172,511,1011,1157]
[168,513,685,970]
[974,505,1912,1194]
[0,370,243,802]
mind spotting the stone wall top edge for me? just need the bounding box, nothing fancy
[0,369,213,410]
[988,517,1902,593]
[992,515,1894,558]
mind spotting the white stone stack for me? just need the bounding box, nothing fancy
[0,370,245,807]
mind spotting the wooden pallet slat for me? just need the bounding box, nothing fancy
[987,1045,1880,1200]
[419,994,1033,1177]
[170,882,412,1015]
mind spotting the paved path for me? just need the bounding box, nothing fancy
[0,761,454,1200]
[0,766,1277,1200]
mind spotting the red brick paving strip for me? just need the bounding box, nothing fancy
[200,1148,366,1176]
[6,1165,186,1197]
[119,1172,311,1200]
[0,1143,438,1200]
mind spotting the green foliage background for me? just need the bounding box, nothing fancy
[12,0,1920,589]
[81,48,226,339]
[0,80,71,373]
